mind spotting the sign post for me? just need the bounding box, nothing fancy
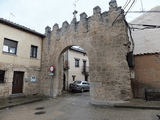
[49,66,55,98]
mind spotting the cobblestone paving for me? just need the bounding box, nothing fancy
[0,92,160,120]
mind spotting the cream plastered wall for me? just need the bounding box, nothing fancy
[68,49,89,86]
[0,24,42,67]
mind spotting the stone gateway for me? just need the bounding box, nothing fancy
[40,0,132,104]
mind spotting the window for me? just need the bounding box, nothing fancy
[83,60,86,67]
[72,75,76,81]
[75,59,79,67]
[3,38,18,54]
[0,70,5,83]
[30,45,38,58]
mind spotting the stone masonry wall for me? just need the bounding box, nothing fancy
[40,1,131,102]
[0,62,40,99]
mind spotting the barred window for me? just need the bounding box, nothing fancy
[0,70,5,83]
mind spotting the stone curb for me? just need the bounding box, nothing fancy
[89,100,160,110]
[0,99,43,110]
[114,105,160,110]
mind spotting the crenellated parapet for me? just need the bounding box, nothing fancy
[45,0,125,38]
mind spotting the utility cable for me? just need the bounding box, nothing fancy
[125,20,135,52]
[130,23,160,27]
[129,23,160,30]
[124,0,136,16]
[126,10,160,13]
[123,0,131,10]
[112,0,136,25]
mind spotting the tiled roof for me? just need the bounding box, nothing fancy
[134,52,160,56]
[0,18,45,37]
[70,46,86,54]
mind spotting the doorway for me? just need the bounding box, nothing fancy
[63,74,66,91]
[12,71,24,94]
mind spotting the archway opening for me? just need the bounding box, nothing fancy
[60,45,90,93]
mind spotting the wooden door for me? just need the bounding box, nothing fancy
[12,71,24,94]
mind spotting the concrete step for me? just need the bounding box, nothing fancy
[8,93,26,99]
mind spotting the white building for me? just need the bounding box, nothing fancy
[130,6,160,55]
[63,46,89,90]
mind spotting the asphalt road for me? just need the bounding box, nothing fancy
[0,92,160,120]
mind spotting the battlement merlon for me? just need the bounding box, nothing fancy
[93,6,101,15]
[109,0,118,9]
[45,0,125,35]
[45,26,51,36]
[80,12,87,22]
[53,23,59,31]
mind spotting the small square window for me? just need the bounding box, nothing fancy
[0,70,5,83]
[3,38,18,54]
[30,45,38,58]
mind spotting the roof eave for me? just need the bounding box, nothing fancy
[0,18,46,38]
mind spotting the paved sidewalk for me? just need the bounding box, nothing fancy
[0,95,48,110]
[1,93,160,110]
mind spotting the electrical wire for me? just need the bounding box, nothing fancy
[123,0,131,10]
[124,0,136,16]
[130,23,160,27]
[112,11,123,26]
[112,0,136,25]
[129,23,160,30]
[126,11,160,13]
[125,20,135,52]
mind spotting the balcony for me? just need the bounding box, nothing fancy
[63,61,70,70]
[82,66,89,76]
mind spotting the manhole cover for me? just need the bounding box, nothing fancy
[35,107,45,110]
[34,111,46,115]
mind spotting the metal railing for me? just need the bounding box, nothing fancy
[82,66,89,74]
[63,61,70,70]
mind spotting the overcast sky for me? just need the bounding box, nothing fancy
[0,0,159,33]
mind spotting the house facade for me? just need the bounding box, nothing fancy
[131,6,160,98]
[0,18,45,98]
[133,53,160,98]
[63,46,89,90]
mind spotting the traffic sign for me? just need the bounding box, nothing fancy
[49,66,55,72]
